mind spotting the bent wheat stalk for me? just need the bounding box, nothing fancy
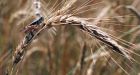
[9,14,133,75]
[59,15,131,58]
[12,14,131,67]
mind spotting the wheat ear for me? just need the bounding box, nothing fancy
[13,14,131,67]
[59,15,131,59]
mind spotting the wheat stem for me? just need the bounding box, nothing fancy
[12,14,131,71]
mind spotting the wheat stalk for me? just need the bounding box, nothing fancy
[126,5,140,20]
[59,15,131,58]
[10,1,132,74]
[12,13,131,67]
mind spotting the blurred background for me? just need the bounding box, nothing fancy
[1,0,140,75]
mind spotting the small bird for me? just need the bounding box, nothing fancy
[22,16,44,33]
[30,16,44,25]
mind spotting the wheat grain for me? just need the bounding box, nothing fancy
[11,15,132,75]
[10,1,134,75]
[59,15,131,59]
[12,13,132,67]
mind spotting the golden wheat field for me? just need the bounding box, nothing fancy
[1,0,140,75]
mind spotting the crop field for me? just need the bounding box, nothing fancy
[0,0,140,75]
